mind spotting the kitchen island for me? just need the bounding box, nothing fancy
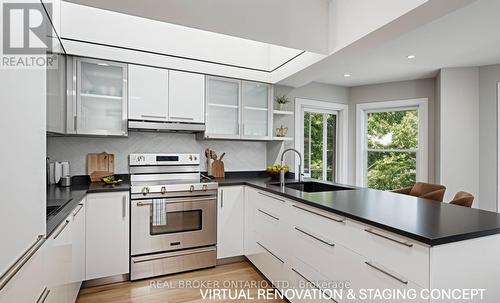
[217,175,500,302]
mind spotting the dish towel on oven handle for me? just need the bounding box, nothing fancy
[152,199,167,226]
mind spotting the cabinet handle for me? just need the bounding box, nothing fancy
[364,228,413,248]
[73,115,77,132]
[0,234,45,291]
[36,287,51,303]
[141,114,167,119]
[292,204,345,223]
[256,241,284,263]
[122,195,127,218]
[257,209,279,221]
[365,261,408,285]
[258,191,285,203]
[291,268,338,302]
[295,227,334,247]
[170,116,194,120]
[53,220,70,240]
[220,189,224,208]
[73,203,84,218]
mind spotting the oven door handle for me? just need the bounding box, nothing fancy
[135,196,216,206]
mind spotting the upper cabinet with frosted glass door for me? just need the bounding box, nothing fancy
[205,77,241,139]
[241,81,271,139]
[74,58,128,136]
[205,76,272,140]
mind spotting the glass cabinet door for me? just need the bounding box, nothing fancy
[76,58,128,136]
[242,81,271,139]
[205,77,241,138]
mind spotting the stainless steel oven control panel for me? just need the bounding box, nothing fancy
[129,153,199,166]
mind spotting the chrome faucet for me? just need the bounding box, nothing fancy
[280,148,303,186]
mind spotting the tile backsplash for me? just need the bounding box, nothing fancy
[47,132,267,175]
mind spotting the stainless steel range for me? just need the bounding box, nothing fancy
[129,153,217,280]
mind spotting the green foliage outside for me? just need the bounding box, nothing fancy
[304,112,335,181]
[367,110,418,190]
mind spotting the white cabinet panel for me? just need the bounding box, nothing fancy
[45,216,73,303]
[217,187,244,259]
[169,70,205,123]
[46,54,67,134]
[205,77,241,138]
[0,48,46,275]
[75,57,128,136]
[86,192,129,280]
[69,199,85,302]
[242,81,271,139]
[128,64,169,122]
[0,240,46,303]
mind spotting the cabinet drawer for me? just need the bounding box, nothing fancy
[253,190,286,214]
[291,203,347,246]
[247,239,285,286]
[345,220,429,288]
[288,260,336,303]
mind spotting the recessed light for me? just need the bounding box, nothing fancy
[407,55,416,59]
[343,74,351,78]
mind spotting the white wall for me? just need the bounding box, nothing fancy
[437,67,479,204]
[478,64,500,211]
[348,78,436,185]
[47,132,267,175]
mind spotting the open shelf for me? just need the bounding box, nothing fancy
[272,136,293,141]
[273,110,294,115]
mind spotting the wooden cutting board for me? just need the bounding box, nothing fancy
[211,159,225,178]
[87,152,115,182]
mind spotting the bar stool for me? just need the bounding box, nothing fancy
[449,191,474,208]
[391,182,446,202]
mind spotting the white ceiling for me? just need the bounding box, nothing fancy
[281,0,500,87]
[64,0,331,54]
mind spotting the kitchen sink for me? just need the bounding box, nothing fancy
[273,181,355,193]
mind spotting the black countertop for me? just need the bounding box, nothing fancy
[217,176,500,246]
[46,176,130,237]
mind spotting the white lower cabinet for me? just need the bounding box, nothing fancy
[69,199,86,302]
[45,215,73,303]
[86,192,130,280]
[0,240,46,303]
[217,186,245,259]
[243,186,430,303]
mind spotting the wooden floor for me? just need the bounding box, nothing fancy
[77,261,285,303]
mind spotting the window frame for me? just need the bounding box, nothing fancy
[295,98,348,183]
[356,98,428,188]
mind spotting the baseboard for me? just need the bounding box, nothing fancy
[216,255,246,265]
[82,274,129,288]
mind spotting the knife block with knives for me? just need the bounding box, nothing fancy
[205,149,225,178]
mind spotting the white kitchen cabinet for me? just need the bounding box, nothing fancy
[69,199,86,302]
[86,192,129,280]
[128,64,169,122]
[74,57,128,136]
[217,186,244,259]
[205,76,241,139]
[0,239,47,303]
[46,54,67,134]
[241,81,271,139]
[45,215,73,303]
[169,70,205,123]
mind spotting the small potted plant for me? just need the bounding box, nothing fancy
[275,95,290,111]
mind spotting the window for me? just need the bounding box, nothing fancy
[303,111,337,181]
[295,98,348,183]
[356,99,428,190]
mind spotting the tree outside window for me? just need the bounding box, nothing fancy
[366,110,418,190]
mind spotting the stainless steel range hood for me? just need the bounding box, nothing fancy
[128,120,206,133]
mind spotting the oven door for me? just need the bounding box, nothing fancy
[131,195,217,255]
